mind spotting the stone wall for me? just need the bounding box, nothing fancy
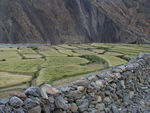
[0,53,150,113]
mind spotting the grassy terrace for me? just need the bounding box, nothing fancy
[0,43,150,96]
[97,54,127,67]
[0,72,32,88]
[38,46,66,57]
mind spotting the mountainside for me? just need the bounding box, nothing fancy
[0,0,150,44]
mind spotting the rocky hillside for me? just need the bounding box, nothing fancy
[0,0,150,44]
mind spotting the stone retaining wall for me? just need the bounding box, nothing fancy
[0,53,150,113]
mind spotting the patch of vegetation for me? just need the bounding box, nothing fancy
[74,49,96,55]
[18,47,37,55]
[0,59,44,74]
[90,49,105,54]
[0,43,150,94]
[104,52,124,57]
[0,51,21,60]
[57,48,80,56]
[28,46,38,51]
[41,56,89,67]
[91,43,115,49]
[38,47,66,57]
[109,45,150,58]
[0,72,32,88]
[59,44,78,49]
[36,65,96,85]
[98,54,127,67]
[80,55,108,66]
[0,47,17,51]
[22,54,42,59]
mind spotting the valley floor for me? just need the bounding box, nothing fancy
[0,43,150,97]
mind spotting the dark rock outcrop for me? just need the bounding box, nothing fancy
[0,0,150,44]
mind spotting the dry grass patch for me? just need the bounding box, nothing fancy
[98,55,127,67]
[18,47,37,55]
[0,47,17,51]
[42,56,89,67]
[36,65,91,85]
[91,43,115,48]
[74,49,96,55]
[38,48,66,57]
[23,54,42,59]
[91,49,105,54]
[0,72,32,88]
[0,59,44,74]
[59,44,78,49]
[76,44,96,49]
[84,63,105,70]
[104,52,124,57]
[58,48,80,56]
[0,51,21,61]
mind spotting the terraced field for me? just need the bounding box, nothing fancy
[0,43,150,97]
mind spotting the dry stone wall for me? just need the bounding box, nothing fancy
[0,53,150,113]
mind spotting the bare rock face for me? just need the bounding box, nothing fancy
[0,0,150,44]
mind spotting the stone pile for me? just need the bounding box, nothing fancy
[0,53,150,113]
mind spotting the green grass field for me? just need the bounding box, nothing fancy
[56,48,80,56]
[0,43,150,95]
[38,47,66,57]
[0,51,21,61]
[42,56,89,67]
[18,47,37,55]
[0,72,32,88]
[97,54,127,67]
[0,59,44,74]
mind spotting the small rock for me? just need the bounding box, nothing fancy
[118,65,126,72]
[79,99,89,112]
[77,86,85,92]
[13,108,25,113]
[96,103,105,111]
[59,86,70,92]
[71,103,78,112]
[28,105,41,113]
[129,91,134,99]
[120,80,125,89]
[0,105,5,112]
[76,99,83,106]
[112,105,119,113]
[115,73,121,78]
[41,84,60,99]
[55,96,70,110]
[9,96,23,108]
[3,106,12,113]
[0,98,9,105]
[23,98,39,110]
[68,90,82,99]
[126,63,137,70]
[42,104,51,113]
[74,79,89,86]
[140,100,145,107]
[48,96,55,103]
[87,74,97,81]
[146,102,150,107]
[97,96,102,103]
[10,91,27,98]
[24,87,41,97]
[103,97,111,105]
[96,80,103,87]
[112,68,122,73]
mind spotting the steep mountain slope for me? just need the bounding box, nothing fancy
[0,0,150,44]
